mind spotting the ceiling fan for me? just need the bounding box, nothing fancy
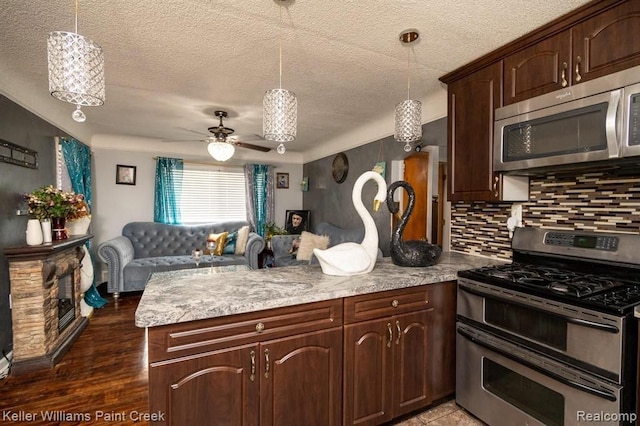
[164,110,270,161]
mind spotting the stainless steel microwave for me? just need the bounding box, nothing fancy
[494,65,640,173]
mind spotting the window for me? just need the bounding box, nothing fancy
[179,164,247,224]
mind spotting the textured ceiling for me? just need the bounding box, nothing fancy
[0,0,590,163]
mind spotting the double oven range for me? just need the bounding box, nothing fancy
[456,227,640,426]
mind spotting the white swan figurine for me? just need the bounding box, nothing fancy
[313,171,387,276]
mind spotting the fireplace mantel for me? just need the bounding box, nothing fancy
[4,235,92,375]
[4,234,92,261]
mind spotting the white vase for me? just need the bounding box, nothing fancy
[26,219,44,246]
[41,219,52,243]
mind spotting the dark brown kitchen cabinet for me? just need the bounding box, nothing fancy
[446,62,502,202]
[504,30,572,105]
[147,299,343,426]
[343,283,456,426]
[503,0,640,106]
[571,0,640,83]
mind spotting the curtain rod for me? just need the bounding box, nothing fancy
[152,157,243,168]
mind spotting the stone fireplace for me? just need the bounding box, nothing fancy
[4,235,91,375]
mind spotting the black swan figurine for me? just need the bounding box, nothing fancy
[386,180,442,267]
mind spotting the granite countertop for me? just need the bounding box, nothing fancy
[135,252,506,328]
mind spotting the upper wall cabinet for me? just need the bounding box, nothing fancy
[447,63,502,202]
[504,0,640,105]
[504,31,572,105]
[441,0,640,202]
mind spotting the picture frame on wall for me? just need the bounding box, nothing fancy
[116,164,136,185]
[276,172,289,189]
[285,210,310,234]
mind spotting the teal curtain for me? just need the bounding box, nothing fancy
[60,138,108,308]
[60,138,92,210]
[154,157,183,224]
[247,164,274,237]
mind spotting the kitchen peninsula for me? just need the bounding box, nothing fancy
[137,253,501,425]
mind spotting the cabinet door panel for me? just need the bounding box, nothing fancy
[448,62,502,202]
[572,0,640,82]
[149,344,259,426]
[504,31,571,105]
[393,310,432,417]
[343,320,394,426]
[261,328,342,426]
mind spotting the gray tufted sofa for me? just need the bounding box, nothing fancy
[270,222,380,267]
[97,221,264,298]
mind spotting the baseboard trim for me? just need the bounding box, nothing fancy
[0,350,13,378]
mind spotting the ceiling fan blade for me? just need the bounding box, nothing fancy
[179,127,208,136]
[161,139,203,143]
[235,141,271,152]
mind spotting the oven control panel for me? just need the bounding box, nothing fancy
[544,232,619,251]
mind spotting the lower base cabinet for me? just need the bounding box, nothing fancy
[344,310,431,425]
[147,282,456,425]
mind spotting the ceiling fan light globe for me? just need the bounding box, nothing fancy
[207,141,235,162]
[263,88,297,142]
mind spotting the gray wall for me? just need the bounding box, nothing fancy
[0,95,69,354]
[303,118,447,256]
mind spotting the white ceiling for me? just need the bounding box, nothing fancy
[0,0,590,164]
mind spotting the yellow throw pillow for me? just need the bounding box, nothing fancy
[296,231,330,261]
[207,232,228,256]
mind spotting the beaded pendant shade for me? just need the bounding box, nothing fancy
[47,0,105,123]
[394,29,422,152]
[207,137,236,162]
[263,0,297,155]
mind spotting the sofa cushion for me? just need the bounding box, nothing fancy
[207,232,228,255]
[235,225,250,255]
[296,231,329,261]
[123,254,248,291]
[224,231,237,254]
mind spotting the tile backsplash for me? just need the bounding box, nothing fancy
[451,169,640,260]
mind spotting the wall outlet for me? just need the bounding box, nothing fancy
[511,203,523,227]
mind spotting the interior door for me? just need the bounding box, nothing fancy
[402,152,430,241]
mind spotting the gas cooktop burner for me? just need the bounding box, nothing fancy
[474,264,634,298]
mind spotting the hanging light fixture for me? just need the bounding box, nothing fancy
[394,29,422,152]
[47,0,105,123]
[263,0,297,155]
[206,136,236,162]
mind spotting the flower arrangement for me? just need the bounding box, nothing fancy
[24,185,85,220]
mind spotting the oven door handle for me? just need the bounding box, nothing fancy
[457,327,618,402]
[458,284,620,334]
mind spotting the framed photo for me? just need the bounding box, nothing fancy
[276,172,289,189]
[116,164,136,185]
[285,210,310,234]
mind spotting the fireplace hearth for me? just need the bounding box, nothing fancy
[4,235,91,375]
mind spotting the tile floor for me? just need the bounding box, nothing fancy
[392,400,486,425]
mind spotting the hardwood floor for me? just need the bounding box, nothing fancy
[0,294,148,425]
[0,293,484,425]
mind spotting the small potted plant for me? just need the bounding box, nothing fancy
[263,222,288,249]
[24,185,85,240]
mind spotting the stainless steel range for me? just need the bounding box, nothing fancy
[456,227,640,426]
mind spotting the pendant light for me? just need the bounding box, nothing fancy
[394,29,422,152]
[47,0,105,123]
[263,0,297,155]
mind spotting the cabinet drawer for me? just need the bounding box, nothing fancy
[149,299,343,362]
[344,285,430,324]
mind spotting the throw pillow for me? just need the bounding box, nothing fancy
[224,231,238,254]
[207,232,228,256]
[296,231,330,261]
[235,225,250,255]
